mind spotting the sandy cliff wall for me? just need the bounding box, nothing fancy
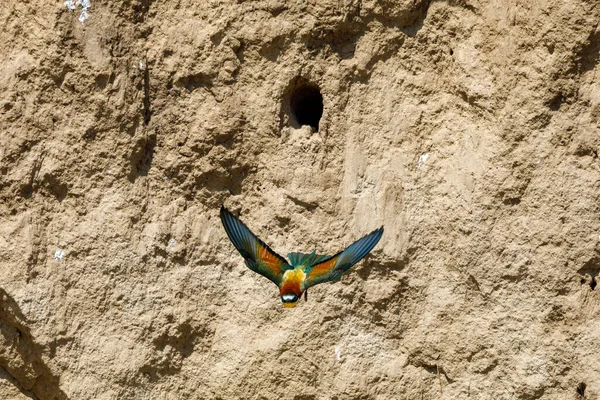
[1,0,600,399]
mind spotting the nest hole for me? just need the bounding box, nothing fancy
[289,83,323,131]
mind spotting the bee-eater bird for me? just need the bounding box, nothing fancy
[220,206,384,308]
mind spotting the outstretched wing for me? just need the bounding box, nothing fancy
[302,227,383,290]
[220,206,292,286]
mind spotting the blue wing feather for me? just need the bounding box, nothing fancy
[220,206,292,286]
[302,227,384,289]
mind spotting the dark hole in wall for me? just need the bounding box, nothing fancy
[289,84,323,131]
[577,258,599,291]
[549,92,563,111]
[577,382,586,397]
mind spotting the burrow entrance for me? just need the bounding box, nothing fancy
[284,80,324,132]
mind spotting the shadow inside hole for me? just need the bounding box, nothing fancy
[577,258,600,291]
[289,84,323,132]
[579,275,597,290]
[577,382,586,397]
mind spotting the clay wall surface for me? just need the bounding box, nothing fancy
[1,0,599,399]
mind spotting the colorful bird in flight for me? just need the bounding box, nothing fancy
[220,206,383,308]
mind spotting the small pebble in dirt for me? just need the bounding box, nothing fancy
[64,0,91,25]
[417,153,430,169]
[54,248,65,262]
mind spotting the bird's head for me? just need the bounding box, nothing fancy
[280,293,300,308]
